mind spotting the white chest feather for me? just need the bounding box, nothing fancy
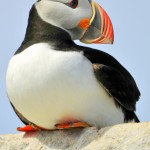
[6,43,124,129]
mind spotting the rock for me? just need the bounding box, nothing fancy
[0,122,150,150]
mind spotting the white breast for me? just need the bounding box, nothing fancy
[6,43,124,129]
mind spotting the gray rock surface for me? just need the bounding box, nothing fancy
[0,122,150,150]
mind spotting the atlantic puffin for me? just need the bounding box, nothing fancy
[6,0,140,132]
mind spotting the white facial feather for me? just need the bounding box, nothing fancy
[35,0,92,39]
[41,0,71,3]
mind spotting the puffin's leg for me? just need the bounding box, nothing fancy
[17,124,46,132]
[55,120,90,129]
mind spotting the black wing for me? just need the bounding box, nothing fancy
[94,65,139,111]
[77,45,140,111]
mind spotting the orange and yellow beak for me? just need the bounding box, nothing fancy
[80,1,114,44]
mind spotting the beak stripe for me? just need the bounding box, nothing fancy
[93,4,114,44]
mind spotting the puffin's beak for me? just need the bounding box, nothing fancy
[80,1,114,44]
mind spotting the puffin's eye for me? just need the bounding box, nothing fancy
[69,0,78,9]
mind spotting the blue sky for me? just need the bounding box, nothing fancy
[0,0,150,134]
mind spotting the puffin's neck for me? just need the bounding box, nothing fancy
[15,5,74,54]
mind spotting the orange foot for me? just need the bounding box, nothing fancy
[17,125,45,132]
[55,121,90,129]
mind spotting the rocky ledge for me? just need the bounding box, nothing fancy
[0,122,150,150]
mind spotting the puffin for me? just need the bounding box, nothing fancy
[6,0,140,132]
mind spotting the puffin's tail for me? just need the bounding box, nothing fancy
[124,110,140,123]
[134,112,140,122]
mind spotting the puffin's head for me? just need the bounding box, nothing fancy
[35,0,114,44]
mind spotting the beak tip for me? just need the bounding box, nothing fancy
[110,29,115,44]
[110,36,114,44]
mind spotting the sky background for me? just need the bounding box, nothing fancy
[0,0,150,134]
